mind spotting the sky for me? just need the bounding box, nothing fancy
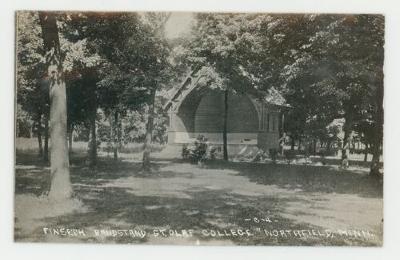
[164,12,194,39]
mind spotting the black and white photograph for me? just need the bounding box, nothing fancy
[14,10,385,247]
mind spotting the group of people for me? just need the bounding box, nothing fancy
[181,135,218,164]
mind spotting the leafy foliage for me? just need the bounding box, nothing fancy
[16,11,384,173]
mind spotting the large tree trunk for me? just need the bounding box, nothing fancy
[142,88,156,172]
[39,12,72,200]
[222,89,228,161]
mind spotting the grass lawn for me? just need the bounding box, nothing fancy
[14,146,383,246]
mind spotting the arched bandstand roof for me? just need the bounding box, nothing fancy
[164,69,288,113]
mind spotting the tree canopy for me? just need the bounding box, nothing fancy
[16,11,384,182]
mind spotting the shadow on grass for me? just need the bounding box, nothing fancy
[14,151,382,246]
[19,185,378,246]
[201,160,383,199]
[15,150,383,199]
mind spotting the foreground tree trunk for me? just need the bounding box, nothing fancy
[222,89,229,161]
[39,12,72,200]
[142,88,156,172]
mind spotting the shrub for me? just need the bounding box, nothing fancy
[181,135,208,164]
[269,148,279,163]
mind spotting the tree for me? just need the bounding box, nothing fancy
[309,15,383,174]
[185,14,266,160]
[16,12,49,159]
[64,12,146,162]
[266,14,384,175]
[140,13,172,172]
[38,11,72,200]
[65,67,99,164]
[65,12,173,169]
